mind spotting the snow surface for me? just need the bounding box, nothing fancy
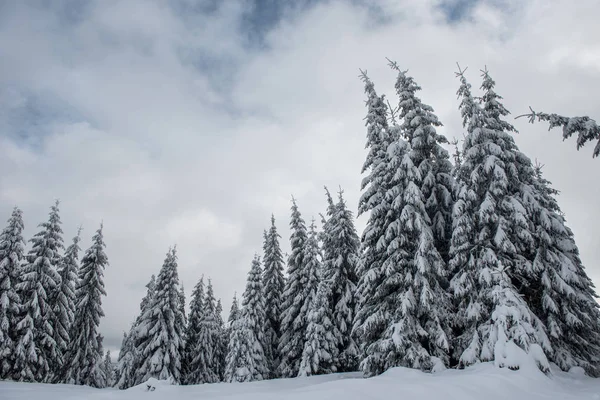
[1,363,599,400]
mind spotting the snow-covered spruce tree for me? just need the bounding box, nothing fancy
[449,67,550,372]
[298,278,339,377]
[262,214,285,377]
[228,292,240,324]
[63,224,108,387]
[116,273,155,390]
[189,278,222,383]
[14,200,64,382]
[278,198,310,377]
[355,66,453,376]
[215,298,227,381]
[182,276,205,384]
[353,71,396,375]
[0,207,25,379]
[525,165,600,375]
[103,350,114,387]
[135,247,185,384]
[520,108,600,159]
[390,61,454,265]
[115,328,137,389]
[128,274,157,385]
[51,228,82,381]
[321,188,360,372]
[224,255,268,382]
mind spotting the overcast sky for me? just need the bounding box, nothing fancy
[1,0,599,355]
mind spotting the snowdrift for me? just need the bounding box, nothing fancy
[1,363,599,400]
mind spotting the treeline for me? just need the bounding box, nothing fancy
[0,202,112,387]
[1,61,599,390]
[116,55,600,389]
[113,188,360,388]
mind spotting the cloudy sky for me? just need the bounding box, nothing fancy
[1,0,599,354]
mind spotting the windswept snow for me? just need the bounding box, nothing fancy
[2,363,599,400]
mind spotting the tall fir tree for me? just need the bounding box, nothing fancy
[51,228,82,381]
[64,224,108,387]
[0,207,25,379]
[14,200,64,382]
[321,188,360,371]
[224,255,268,382]
[353,71,396,375]
[355,67,453,375]
[215,298,227,381]
[449,67,550,372]
[135,247,185,383]
[190,278,222,383]
[390,61,454,263]
[525,166,600,375]
[183,276,205,384]
[298,278,339,377]
[262,214,285,377]
[278,199,310,377]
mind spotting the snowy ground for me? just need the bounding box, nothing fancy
[2,363,599,400]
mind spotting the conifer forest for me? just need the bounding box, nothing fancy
[1,61,600,390]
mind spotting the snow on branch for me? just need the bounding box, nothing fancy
[517,107,600,158]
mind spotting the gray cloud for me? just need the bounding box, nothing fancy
[1,0,599,354]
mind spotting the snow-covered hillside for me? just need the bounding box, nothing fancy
[2,363,599,400]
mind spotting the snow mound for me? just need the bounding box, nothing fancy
[1,362,599,400]
[133,377,173,392]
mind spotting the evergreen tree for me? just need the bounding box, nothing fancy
[190,278,221,383]
[278,199,310,377]
[449,67,550,372]
[215,298,227,381]
[129,274,157,386]
[103,351,114,387]
[224,255,268,382]
[183,276,205,384]
[135,247,185,383]
[64,224,108,387]
[298,279,339,377]
[526,166,600,375]
[14,200,64,382]
[321,188,360,371]
[353,71,395,375]
[355,66,453,375]
[0,207,25,379]
[115,328,136,389]
[262,214,285,377]
[51,228,82,381]
[94,334,108,388]
[520,108,600,158]
[228,292,240,324]
[390,61,454,263]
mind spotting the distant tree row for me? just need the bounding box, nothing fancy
[113,186,361,388]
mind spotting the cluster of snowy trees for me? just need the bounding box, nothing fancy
[114,189,362,387]
[353,62,600,377]
[0,202,112,387]
[2,62,599,390]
